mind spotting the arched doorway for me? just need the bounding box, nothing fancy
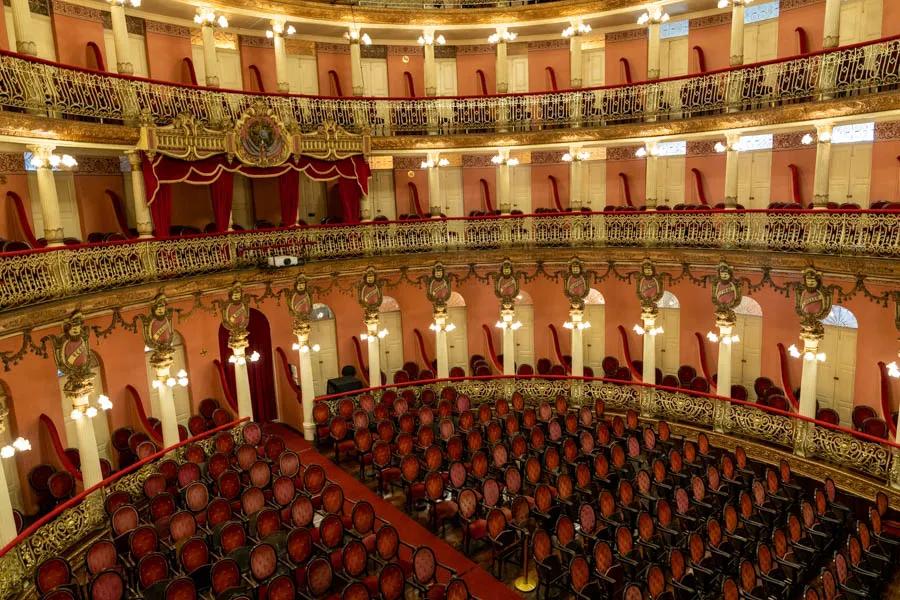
[514,291,535,370]
[309,303,339,396]
[655,291,680,377]
[378,297,404,380]
[818,305,859,424]
[218,309,277,422]
[446,292,469,373]
[583,289,606,371]
[731,296,763,391]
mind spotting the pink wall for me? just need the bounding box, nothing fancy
[688,22,731,74]
[52,14,106,69]
[462,165,496,214]
[0,5,11,51]
[455,50,495,96]
[871,139,900,203]
[239,42,277,93]
[778,2,824,56]
[531,164,569,210]
[316,49,351,97]
[251,178,281,225]
[605,158,645,206]
[528,46,570,92]
[771,146,816,206]
[170,183,213,229]
[884,0,900,37]
[605,36,648,85]
[0,174,33,242]
[146,31,193,84]
[393,169,429,215]
[74,175,125,238]
[387,50,424,97]
[685,155,725,205]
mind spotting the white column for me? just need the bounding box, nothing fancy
[497,152,511,214]
[154,365,180,448]
[569,150,585,211]
[349,40,364,96]
[9,0,36,55]
[423,39,437,97]
[644,143,659,210]
[0,463,17,544]
[812,124,833,209]
[295,326,316,441]
[231,347,254,420]
[426,153,442,216]
[434,313,449,380]
[569,36,583,88]
[109,3,133,75]
[823,0,841,49]
[72,397,103,488]
[715,321,734,398]
[200,24,221,88]
[641,312,657,384]
[647,23,661,80]
[127,151,153,238]
[500,307,516,376]
[28,145,64,247]
[273,28,289,93]
[569,308,584,378]
[496,39,509,93]
[729,4,745,66]
[797,334,823,419]
[365,316,381,386]
[723,133,740,208]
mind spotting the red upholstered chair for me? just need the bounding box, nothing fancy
[86,540,119,576]
[861,417,889,439]
[816,408,840,425]
[731,385,748,401]
[163,576,196,600]
[35,557,73,596]
[677,365,697,387]
[210,558,242,597]
[47,471,75,505]
[377,562,405,600]
[754,377,774,400]
[88,569,125,600]
[851,405,877,431]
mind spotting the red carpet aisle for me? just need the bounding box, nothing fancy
[264,422,522,599]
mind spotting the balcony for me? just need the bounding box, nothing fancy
[0,209,895,312]
[0,36,897,145]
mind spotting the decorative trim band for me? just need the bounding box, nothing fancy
[0,153,26,174]
[145,20,190,38]
[605,28,647,43]
[393,156,425,170]
[531,150,566,164]
[317,42,350,55]
[461,154,495,168]
[875,122,900,141]
[773,132,809,150]
[51,0,101,22]
[434,45,457,59]
[240,35,273,49]
[607,145,643,161]
[686,140,718,156]
[387,45,423,56]
[527,39,570,51]
[456,44,494,55]
[780,0,824,10]
[689,13,732,29]
[74,156,123,175]
[361,45,389,59]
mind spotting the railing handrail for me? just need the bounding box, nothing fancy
[0,416,249,558]
[0,33,897,103]
[313,373,900,450]
[1,208,897,257]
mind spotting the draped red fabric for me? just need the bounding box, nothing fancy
[141,153,371,207]
[217,309,277,422]
[210,171,234,232]
[6,191,37,245]
[278,169,300,226]
[149,184,173,237]
[337,177,361,223]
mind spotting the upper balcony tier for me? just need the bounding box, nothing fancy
[1,36,898,149]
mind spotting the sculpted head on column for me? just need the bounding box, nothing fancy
[794,268,832,338]
[49,311,97,403]
[221,282,251,349]
[358,267,384,320]
[140,293,175,368]
[636,259,664,317]
[493,259,520,312]
[564,257,590,312]
[711,261,742,324]
[289,274,314,336]
[426,262,452,312]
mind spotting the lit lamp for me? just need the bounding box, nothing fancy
[152,369,189,389]
[70,394,113,421]
[360,329,388,342]
[495,317,522,331]
[421,157,450,169]
[0,436,30,543]
[429,321,457,333]
[29,153,77,169]
[718,0,754,7]
[488,29,517,44]
[107,0,140,6]
[292,342,321,353]
[634,145,657,158]
[887,361,900,379]
[345,29,372,45]
[194,8,228,28]
[787,344,826,362]
[229,351,260,366]
[707,331,740,345]
[637,6,670,25]
[562,151,590,163]
[562,22,592,38]
[633,323,663,336]
[418,32,446,46]
[266,22,296,38]
[491,153,520,167]
[563,320,591,330]
[801,131,829,145]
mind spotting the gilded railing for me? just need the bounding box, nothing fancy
[0,210,896,311]
[0,420,246,599]
[316,375,900,490]
[0,35,897,133]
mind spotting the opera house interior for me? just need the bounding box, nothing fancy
[0,0,897,597]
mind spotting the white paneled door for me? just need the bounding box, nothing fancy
[839,0,883,45]
[817,325,858,425]
[378,311,404,380]
[509,165,532,213]
[287,55,319,95]
[655,157,685,206]
[730,313,762,391]
[743,19,778,64]
[309,316,339,397]
[736,151,772,209]
[507,56,529,93]
[583,303,606,371]
[514,304,535,371]
[582,48,605,87]
[447,306,469,373]
[438,167,464,217]
[828,143,872,206]
[655,308,680,377]
[369,171,396,221]
[436,58,458,96]
[659,37,688,79]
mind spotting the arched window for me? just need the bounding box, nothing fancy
[822,305,858,329]
[656,291,680,309]
[585,289,605,305]
[514,290,533,305]
[734,296,763,316]
[311,303,335,321]
[447,292,466,307]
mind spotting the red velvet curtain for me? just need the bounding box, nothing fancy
[210,171,234,232]
[217,308,278,422]
[150,184,173,237]
[278,169,300,226]
[337,177,361,223]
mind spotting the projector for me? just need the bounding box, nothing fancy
[266,255,301,268]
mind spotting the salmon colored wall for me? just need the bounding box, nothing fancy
[52,14,106,69]
[146,31,193,84]
[778,3,825,56]
[688,23,731,74]
[387,51,424,97]
[251,179,281,225]
[0,174,33,242]
[240,43,277,93]
[455,50,495,96]
[0,5,11,51]
[531,164,570,210]
[605,36,648,85]
[870,139,900,203]
[686,155,725,205]
[393,169,429,215]
[884,0,900,37]
[528,47,570,92]
[171,183,213,229]
[74,175,125,238]
[316,50,351,97]
[462,166,496,214]
[771,146,816,206]
[605,159,646,206]
[519,277,571,364]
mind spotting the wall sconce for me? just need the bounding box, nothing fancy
[152,369,189,389]
[107,0,140,7]
[194,8,228,28]
[360,329,388,342]
[429,322,457,333]
[420,157,449,169]
[563,321,591,330]
[292,342,321,353]
[495,320,522,331]
[29,153,77,169]
[0,437,30,459]
[633,323,663,336]
[418,32,446,46]
[488,29,517,44]
[714,141,729,153]
[346,29,372,45]
[887,361,900,378]
[229,351,260,366]
[635,146,655,158]
[787,344,826,362]
[266,22,296,38]
[70,395,113,421]
[562,151,590,162]
[707,331,740,344]
[637,6,670,25]
[491,154,519,166]
[562,23,592,38]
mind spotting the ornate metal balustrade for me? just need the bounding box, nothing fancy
[0,420,247,599]
[0,210,896,311]
[316,376,900,491]
[0,35,897,133]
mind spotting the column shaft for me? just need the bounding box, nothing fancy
[9,0,36,55]
[424,44,437,96]
[716,325,733,397]
[497,163,511,213]
[797,336,821,419]
[813,131,833,208]
[570,329,584,378]
[435,329,449,379]
[109,4,133,75]
[155,366,180,448]
[350,42,364,96]
[569,159,584,210]
[823,0,841,48]
[231,348,254,420]
[645,155,659,210]
[427,157,442,216]
[729,5,745,66]
[496,41,508,93]
[127,151,154,238]
[274,33,289,93]
[74,413,103,488]
[724,148,739,208]
[0,464,17,544]
[569,37,583,88]
[502,327,515,376]
[34,164,64,246]
[201,25,220,88]
[297,344,316,440]
[647,23,661,80]
[366,317,381,385]
[641,315,657,384]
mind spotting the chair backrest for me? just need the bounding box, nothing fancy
[137,552,168,589]
[89,569,125,600]
[378,563,405,600]
[86,540,117,576]
[211,558,241,595]
[249,543,277,582]
[36,557,72,594]
[164,576,196,600]
[179,537,210,573]
[376,525,400,560]
[569,556,591,593]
